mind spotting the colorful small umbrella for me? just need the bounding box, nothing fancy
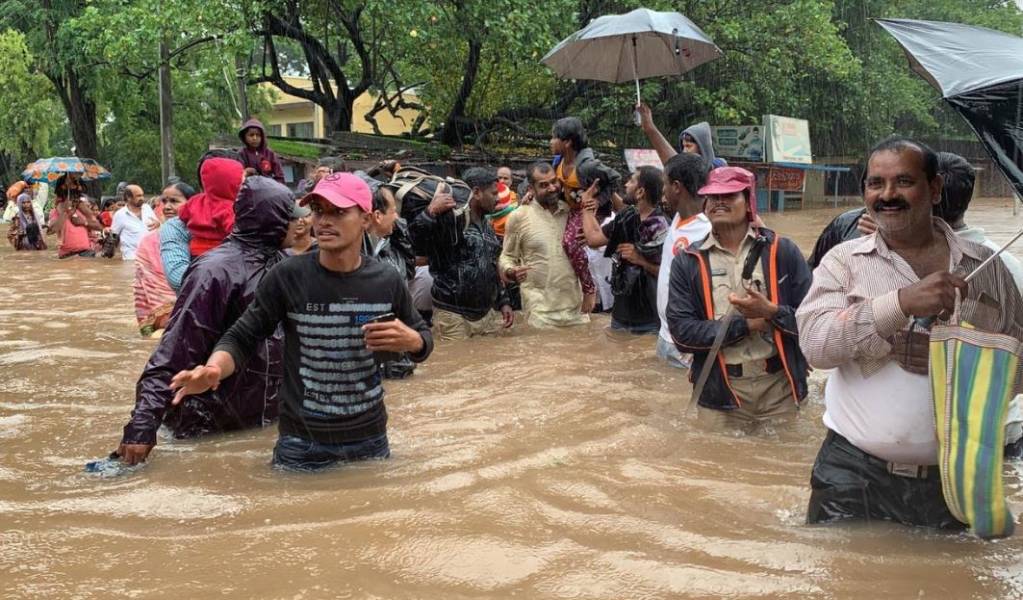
[22,157,111,183]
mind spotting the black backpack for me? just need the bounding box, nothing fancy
[387,166,471,224]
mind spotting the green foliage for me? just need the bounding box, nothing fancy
[0,29,59,161]
[1,0,1021,187]
[268,139,323,160]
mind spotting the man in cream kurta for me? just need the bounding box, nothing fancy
[499,162,589,329]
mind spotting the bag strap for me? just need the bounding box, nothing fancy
[394,175,429,203]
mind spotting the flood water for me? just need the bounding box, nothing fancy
[2,199,1023,599]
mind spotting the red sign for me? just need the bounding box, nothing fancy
[766,167,805,192]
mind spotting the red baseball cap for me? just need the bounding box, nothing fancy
[698,167,756,196]
[699,166,758,221]
[300,172,372,212]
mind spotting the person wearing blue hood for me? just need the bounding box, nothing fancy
[115,176,298,465]
[636,103,727,169]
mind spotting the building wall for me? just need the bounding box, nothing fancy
[351,93,425,135]
[261,77,425,138]
[266,105,320,138]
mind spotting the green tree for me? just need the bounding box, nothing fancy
[0,29,61,183]
[0,0,104,160]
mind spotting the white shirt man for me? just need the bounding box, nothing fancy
[112,185,157,260]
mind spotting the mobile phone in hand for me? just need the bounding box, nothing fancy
[365,312,399,364]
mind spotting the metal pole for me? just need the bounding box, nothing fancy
[157,2,175,183]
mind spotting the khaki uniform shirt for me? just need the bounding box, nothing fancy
[705,227,778,369]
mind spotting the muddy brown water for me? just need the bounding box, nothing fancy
[2,199,1023,599]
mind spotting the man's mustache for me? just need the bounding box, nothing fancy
[872,198,910,211]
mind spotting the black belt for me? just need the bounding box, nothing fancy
[825,430,934,479]
[725,355,784,378]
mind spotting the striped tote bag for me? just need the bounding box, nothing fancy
[931,322,1023,539]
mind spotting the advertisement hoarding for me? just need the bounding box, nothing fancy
[711,126,765,161]
[763,115,812,164]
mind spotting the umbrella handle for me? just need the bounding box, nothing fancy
[632,35,641,104]
[632,35,641,125]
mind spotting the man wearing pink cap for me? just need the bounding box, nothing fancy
[168,172,434,471]
[666,166,812,431]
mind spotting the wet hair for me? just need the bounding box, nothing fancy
[552,117,588,151]
[663,152,710,199]
[196,149,243,186]
[462,167,497,192]
[861,136,939,190]
[372,186,396,213]
[527,161,555,185]
[634,166,664,206]
[167,181,196,199]
[934,152,975,224]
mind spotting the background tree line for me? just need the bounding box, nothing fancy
[0,0,1020,191]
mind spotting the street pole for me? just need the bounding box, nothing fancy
[157,1,175,184]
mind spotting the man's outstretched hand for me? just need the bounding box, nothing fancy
[169,364,223,405]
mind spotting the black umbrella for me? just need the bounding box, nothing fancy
[878,18,1023,277]
[877,18,1023,197]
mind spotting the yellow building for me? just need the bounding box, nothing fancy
[261,76,425,138]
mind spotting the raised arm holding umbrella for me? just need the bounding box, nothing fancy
[542,9,724,166]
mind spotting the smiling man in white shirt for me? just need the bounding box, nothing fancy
[112,184,158,260]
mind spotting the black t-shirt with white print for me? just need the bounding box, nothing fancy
[215,251,433,444]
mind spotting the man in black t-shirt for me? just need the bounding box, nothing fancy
[580,166,669,334]
[169,173,433,471]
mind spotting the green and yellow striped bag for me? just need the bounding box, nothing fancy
[931,322,1023,539]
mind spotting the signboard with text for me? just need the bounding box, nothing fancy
[712,125,765,161]
[766,166,805,192]
[764,115,812,164]
[624,148,664,172]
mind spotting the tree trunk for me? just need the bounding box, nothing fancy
[325,102,354,136]
[439,37,483,147]
[158,39,175,184]
[50,68,99,160]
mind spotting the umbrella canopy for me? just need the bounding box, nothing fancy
[22,156,111,183]
[877,18,1023,197]
[542,8,722,101]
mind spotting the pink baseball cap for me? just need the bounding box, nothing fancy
[698,167,756,196]
[300,172,372,212]
[699,166,758,221]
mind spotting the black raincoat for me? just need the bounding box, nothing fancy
[121,177,294,445]
[410,208,509,320]
[807,207,865,269]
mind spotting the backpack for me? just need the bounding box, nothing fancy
[387,166,471,224]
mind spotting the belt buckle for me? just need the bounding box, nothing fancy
[887,462,926,479]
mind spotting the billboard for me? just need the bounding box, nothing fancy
[764,115,812,164]
[623,148,664,172]
[712,126,765,161]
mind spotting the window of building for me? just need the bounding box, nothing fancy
[287,122,314,138]
[267,124,282,137]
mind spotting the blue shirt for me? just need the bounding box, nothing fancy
[159,217,191,292]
